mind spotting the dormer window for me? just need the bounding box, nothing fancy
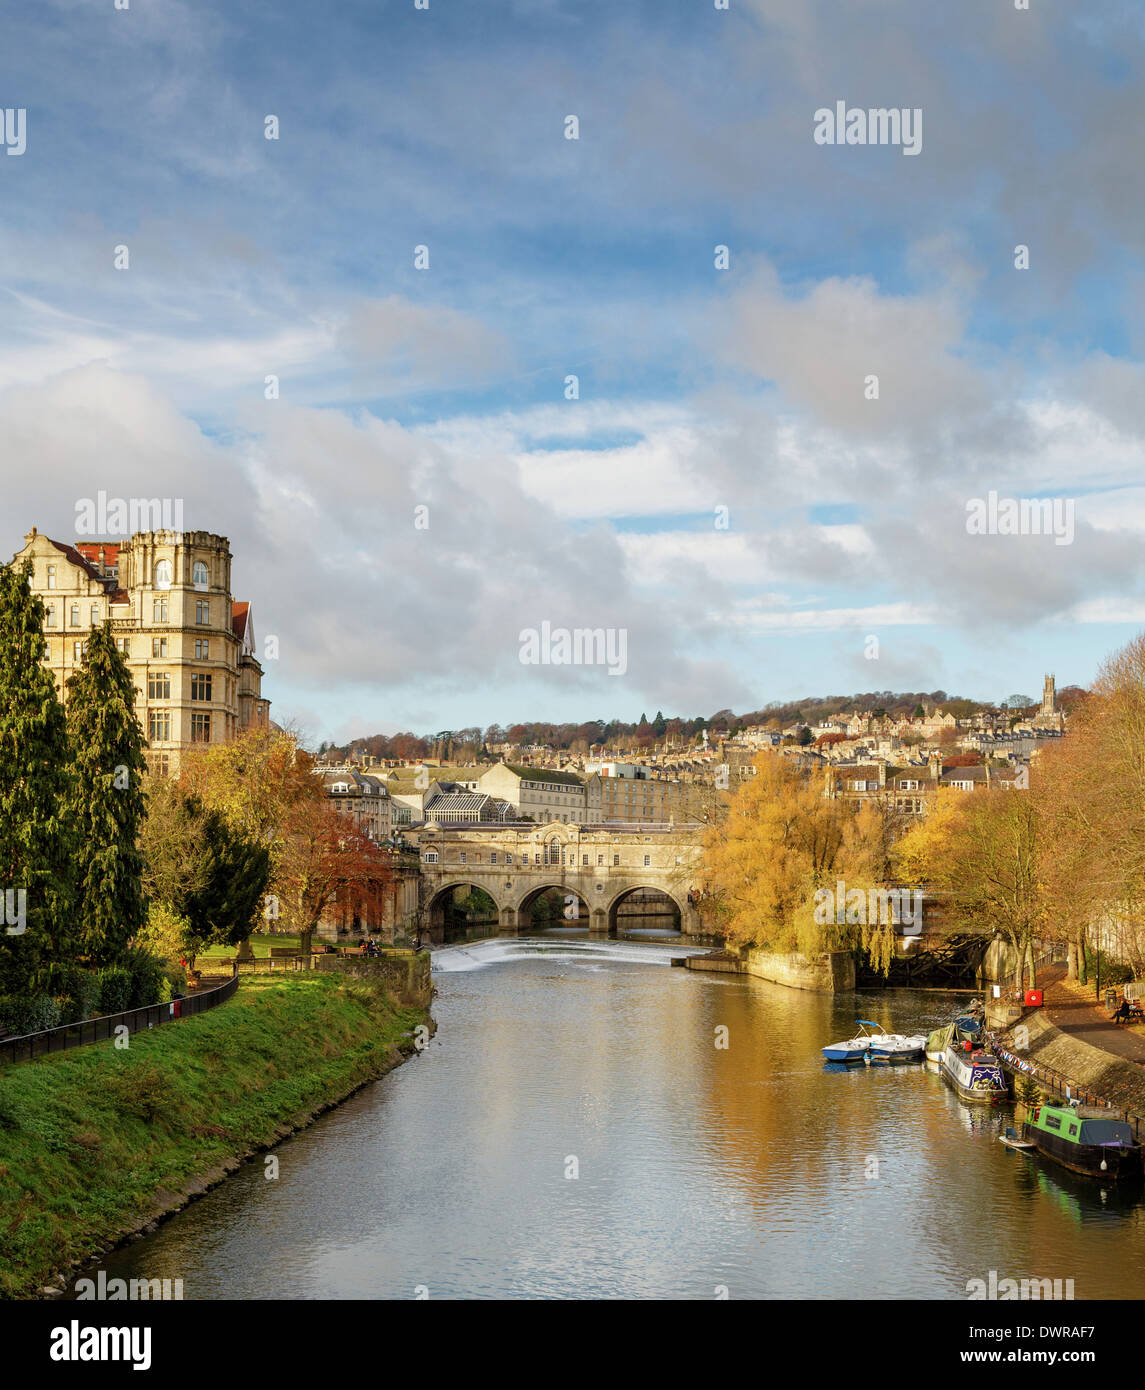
[155,559,172,590]
[192,561,208,590]
[331,782,351,794]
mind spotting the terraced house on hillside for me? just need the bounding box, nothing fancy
[13,526,270,776]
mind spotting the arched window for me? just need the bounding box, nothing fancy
[192,561,208,590]
[155,559,172,590]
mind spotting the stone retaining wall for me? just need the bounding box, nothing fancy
[688,946,854,992]
[998,1010,1145,1119]
[312,952,433,1008]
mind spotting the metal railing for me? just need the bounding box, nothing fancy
[989,1030,1145,1141]
[0,974,240,1066]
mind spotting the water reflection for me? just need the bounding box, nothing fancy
[78,940,1145,1300]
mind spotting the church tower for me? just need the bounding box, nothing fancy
[1042,674,1056,717]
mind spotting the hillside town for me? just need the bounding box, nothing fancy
[314,674,1068,834]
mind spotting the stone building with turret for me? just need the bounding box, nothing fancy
[11,526,270,776]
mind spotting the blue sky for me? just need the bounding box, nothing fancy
[3,0,1145,743]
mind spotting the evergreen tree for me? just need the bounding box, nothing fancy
[65,621,148,966]
[0,561,75,995]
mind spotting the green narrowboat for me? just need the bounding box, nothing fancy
[1023,1102,1144,1181]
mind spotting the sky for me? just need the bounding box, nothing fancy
[2,0,1145,745]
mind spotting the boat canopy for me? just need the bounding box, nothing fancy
[1078,1119,1134,1146]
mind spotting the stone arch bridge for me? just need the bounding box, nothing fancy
[409,821,706,939]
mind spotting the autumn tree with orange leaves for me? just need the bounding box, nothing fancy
[176,726,393,955]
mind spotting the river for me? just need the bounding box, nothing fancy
[83,936,1145,1299]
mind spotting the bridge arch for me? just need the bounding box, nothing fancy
[515,881,592,933]
[426,880,504,940]
[606,884,686,937]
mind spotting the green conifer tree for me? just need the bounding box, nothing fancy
[0,561,75,995]
[65,621,148,966]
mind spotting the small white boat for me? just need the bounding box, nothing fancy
[869,1032,927,1063]
[999,1127,1036,1152]
[822,1019,884,1064]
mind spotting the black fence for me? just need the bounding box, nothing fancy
[990,1031,1145,1141]
[0,973,240,1066]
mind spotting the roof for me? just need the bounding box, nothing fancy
[322,770,388,796]
[232,601,250,641]
[45,537,111,588]
[75,542,121,566]
[495,763,584,787]
[427,792,492,813]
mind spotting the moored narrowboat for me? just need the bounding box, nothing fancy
[939,1042,1009,1103]
[1023,1103,1144,1181]
[925,1023,953,1063]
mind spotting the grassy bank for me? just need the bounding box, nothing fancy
[0,972,430,1299]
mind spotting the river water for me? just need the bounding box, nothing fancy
[86,936,1145,1300]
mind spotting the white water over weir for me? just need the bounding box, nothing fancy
[430,935,709,973]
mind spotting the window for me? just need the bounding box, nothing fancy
[613,854,620,866]
[192,561,208,590]
[155,559,172,589]
[191,713,211,743]
[148,753,170,779]
[46,565,55,590]
[597,854,603,866]
[534,853,541,865]
[152,637,168,658]
[423,850,438,864]
[70,603,80,627]
[152,597,168,623]
[849,780,869,792]
[90,603,99,625]
[72,640,88,661]
[506,854,512,866]
[195,639,209,660]
[191,673,213,702]
[1045,1114,1061,1131]
[899,779,919,791]
[148,672,170,700]
[115,637,130,656]
[331,782,350,794]
[45,604,56,628]
[196,600,210,625]
[148,711,171,742]
[459,852,467,865]
[490,852,498,865]
[582,854,589,866]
